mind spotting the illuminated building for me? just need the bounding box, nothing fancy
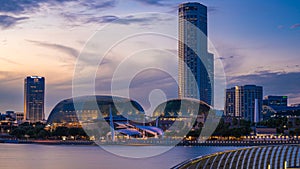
[225,85,263,122]
[178,2,214,106]
[47,95,144,127]
[46,95,165,139]
[263,95,288,108]
[24,76,45,122]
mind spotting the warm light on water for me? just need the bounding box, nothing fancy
[0,144,240,169]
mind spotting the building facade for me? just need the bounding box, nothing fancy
[178,2,214,106]
[16,112,24,124]
[224,85,263,122]
[263,95,288,108]
[225,88,235,117]
[24,76,45,122]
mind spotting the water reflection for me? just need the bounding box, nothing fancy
[0,144,240,169]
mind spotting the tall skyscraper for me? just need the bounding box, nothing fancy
[178,2,214,105]
[224,85,263,122]
[24,76,45,122]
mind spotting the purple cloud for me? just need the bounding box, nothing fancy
[27,40,79,58]
[290,23,300,29]
[227,70,300,104]
[132,0,166,6]
[0,15,29,29]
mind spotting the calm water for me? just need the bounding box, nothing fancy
[0,144,241,169]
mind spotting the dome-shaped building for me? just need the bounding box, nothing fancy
[153,98,211,117]
[46,97,214,141]
[47,95,145,128]
[151,98,213,140]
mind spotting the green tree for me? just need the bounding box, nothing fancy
[10,128,26,138]
[26,129,36,138]
[294,128,300,135]
[232,118,238,126]
[52,127,69,137]
[68,128,87,139]
[295,119,300,126]
[37,130,49,139]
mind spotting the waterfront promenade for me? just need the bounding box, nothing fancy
[177,140,300,147]
[1,138,300,147]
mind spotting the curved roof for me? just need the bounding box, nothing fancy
[135,125,164,135]
[116,129,141,136]
[152,98,211,117]
[172,145,300,169]
[47,95,144,124]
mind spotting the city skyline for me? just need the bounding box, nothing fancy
[0,0,299,117]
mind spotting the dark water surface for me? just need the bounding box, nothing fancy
[0,144,241,169]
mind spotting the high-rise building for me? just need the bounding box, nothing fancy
[225,88,235,117]
[224,85,263,122]
[24,76,45,122]
[178,2,214,106]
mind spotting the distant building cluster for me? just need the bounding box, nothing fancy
[0,111,24,133]
[262,96,300,119]
[224,85,300,123]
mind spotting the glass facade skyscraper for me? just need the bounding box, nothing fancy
[225,85,263,122]
[24,76,45,122]
[178,2,214,106]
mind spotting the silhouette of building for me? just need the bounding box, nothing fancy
[225,85,263,122]
[24,76,45,123]
[178,2,214,106]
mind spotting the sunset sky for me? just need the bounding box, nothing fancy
[0,0,299,117]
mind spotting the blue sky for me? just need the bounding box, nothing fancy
[0,0,299,116]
